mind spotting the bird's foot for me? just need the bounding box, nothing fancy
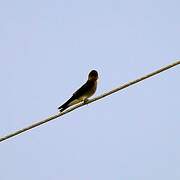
[83,99,89,104]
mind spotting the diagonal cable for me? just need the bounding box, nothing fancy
[0,60,179,143]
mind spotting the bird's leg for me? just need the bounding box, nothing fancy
[83,98,89,104]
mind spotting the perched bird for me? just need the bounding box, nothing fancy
[58,70,98,112]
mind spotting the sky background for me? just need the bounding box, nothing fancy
[0,0,180,179]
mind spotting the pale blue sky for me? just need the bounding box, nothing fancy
[0,0,180,179]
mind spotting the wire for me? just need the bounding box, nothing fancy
[0,60,180,143]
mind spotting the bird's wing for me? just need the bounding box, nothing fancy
[58,80,95,112]
[72,80,94,99]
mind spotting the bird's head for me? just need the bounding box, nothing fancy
[88,70,98,81]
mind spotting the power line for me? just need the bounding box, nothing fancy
[0,60,180,143]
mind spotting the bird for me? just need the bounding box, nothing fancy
[58,70,98,112]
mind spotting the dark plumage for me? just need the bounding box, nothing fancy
[58,70,98,112]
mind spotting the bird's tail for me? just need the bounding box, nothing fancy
[58,102,69,112]
[58,97,74,112]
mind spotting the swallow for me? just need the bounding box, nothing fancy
[58,70,98,112]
